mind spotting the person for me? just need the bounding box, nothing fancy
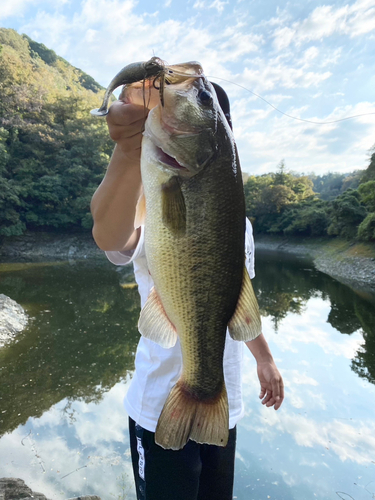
[90,80,284,500]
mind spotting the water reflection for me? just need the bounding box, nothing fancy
[0,261,140,437]
[0,255,375,499]
[253,251,375,385]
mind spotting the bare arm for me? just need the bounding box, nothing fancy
[246,334,284,410]
[91,101,146,251]
[91,83,159,252]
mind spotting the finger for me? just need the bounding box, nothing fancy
[261,391,272,405]
[108,118,145,146]
[274,398,283,410]
[265,397,276,407]
[273,380,285,410]
[259,386,266,399]
[271,377,282,402]
[107,101,148,128]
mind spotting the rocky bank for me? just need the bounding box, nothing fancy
[0,478,101,500]
[0,295,28,347]
[255,235,375,293]
[0,232,103,262]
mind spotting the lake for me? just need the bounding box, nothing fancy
[0,251,374,500]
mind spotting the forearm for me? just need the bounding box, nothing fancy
[91,145,142,251]
[245,333,274,363]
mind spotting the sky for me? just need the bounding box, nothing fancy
[1,0,375,176]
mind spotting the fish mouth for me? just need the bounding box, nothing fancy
[155,146,189,171]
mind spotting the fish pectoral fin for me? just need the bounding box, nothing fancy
[155,380,229,450]
[134,189,146,228]
[161,176,186,235]
[228,266,262,342]
[138,287,178,348]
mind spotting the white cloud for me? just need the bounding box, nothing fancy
[0,0,40,20]
[209,0,228,13]
[261,299,365,358]
[0,381,135,499]
[272,26,295,51]
[193,0,228,12]
[272,0,375,51]
[3,0,374,175]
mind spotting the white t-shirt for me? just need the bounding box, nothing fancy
[106,218,255,433]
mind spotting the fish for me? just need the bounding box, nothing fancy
[92,58,262,450]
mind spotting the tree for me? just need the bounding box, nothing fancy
[361,146,375,182]
[244,162,316,234]
[0,28,112,236]
[358,181,375,212]
[357,214,375,242]
[327,189,367,239]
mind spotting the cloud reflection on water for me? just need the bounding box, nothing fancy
[0,381,136,499]
[1,257,375,499]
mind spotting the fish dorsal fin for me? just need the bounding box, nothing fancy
[138,287,178,348]
[161,176,186,235]
[134,189,146,228]
[228,266,262,342]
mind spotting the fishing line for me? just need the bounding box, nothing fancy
[207,76,375,125]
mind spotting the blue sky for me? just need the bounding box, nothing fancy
[1,0,375,175]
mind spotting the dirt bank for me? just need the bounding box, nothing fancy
[0,231,103,262]
[255,235,375,293]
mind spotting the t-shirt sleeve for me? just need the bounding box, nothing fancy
[245,218,255,279]
[105,226,145,266]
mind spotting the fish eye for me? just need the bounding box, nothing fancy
[199,90,212,105]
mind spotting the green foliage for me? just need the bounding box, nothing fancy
[357,213,375,242]
[270,200,329,237]
[358,181,375,212]
[327,189,367,239]
[309,171,363,201]
[0,28,112,236]
[245,153,374,240]
[361,146,375,182]
[0,28,29,53]
[245,162,315,233]
[23,35,58,65]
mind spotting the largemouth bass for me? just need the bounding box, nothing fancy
[91,58,262,449]
[128,61,262,450]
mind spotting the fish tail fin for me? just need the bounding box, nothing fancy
[155,380,229,450]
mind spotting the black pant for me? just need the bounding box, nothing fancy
[129,417,237,500]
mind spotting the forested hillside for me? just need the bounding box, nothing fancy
[245,157,375,241]
[1,27,374,243]
[0,28,112,237]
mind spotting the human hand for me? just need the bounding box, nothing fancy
[257,360,284,410]
[106,101,148,163]
[106,82,159,163]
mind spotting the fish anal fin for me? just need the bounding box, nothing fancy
[134,189,146,228]
[155,381,229,450]
[228,266,262,342]
[138,287,177,348]
[161,176,186,235]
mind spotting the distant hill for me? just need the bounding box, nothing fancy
[1,28,103,93]
[308,170,363,201]
[0,28,113,237]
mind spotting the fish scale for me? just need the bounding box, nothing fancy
[124,59,263,450]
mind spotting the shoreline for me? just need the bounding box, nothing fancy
[1,232,374,294]
[255,235,375,295]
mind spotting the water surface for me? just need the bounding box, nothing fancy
[0,253,374,499]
